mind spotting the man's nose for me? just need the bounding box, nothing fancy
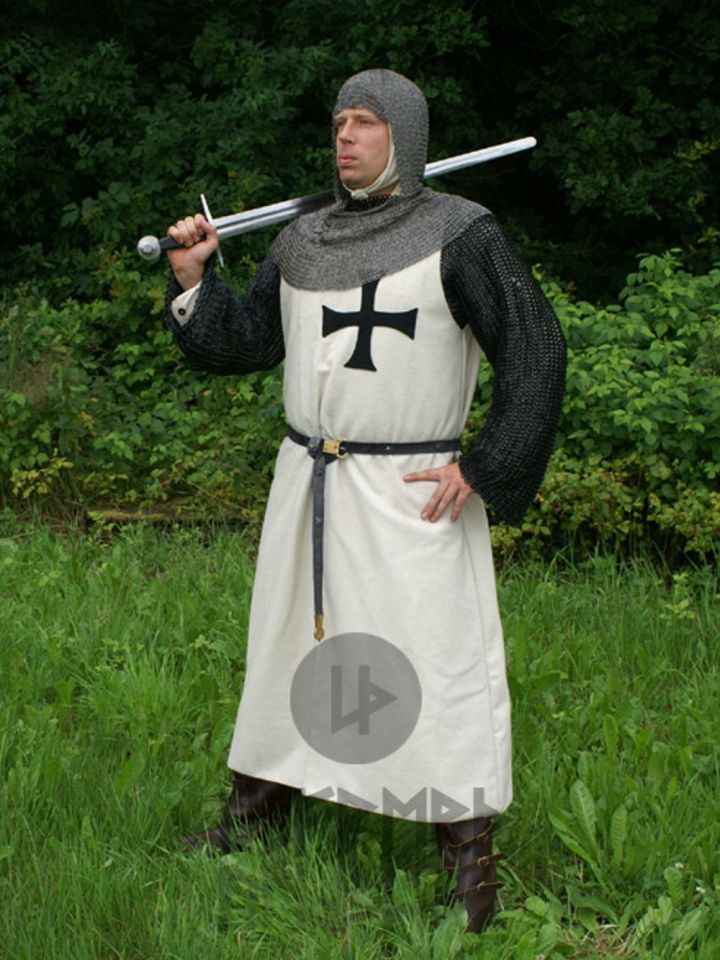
[338,122,355,143]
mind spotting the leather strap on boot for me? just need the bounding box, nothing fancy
[435,817,505,934]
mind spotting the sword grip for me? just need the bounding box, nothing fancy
[137,233,209,261]
[162,231,214,251]
[159,234,189,252]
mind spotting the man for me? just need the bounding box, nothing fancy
[164,69,566,934]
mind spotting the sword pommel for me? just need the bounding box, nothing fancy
[137,235,162,262]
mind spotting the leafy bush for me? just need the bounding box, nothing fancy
[486,250,720,559]
[1,247,718,560]
[1,1,718,301]
[0,256,285,532]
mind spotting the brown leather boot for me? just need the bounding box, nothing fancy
[183,771,300,855]
[435,816,505,933]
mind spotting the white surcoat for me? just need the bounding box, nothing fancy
[227,250,512,822]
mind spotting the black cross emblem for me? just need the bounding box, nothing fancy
[322,279,418,372]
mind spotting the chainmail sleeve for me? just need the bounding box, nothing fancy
[441,215,567,526]
[163,255,284,374]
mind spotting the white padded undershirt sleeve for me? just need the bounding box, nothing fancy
[170,281,202,325]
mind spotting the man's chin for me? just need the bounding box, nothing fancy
[338,172,368,192]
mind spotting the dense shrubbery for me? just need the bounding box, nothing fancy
[1,1,719,559]
[488,251,720,558]
[0,256,285,528]
[1,0,718,300]
[2,248,718,560]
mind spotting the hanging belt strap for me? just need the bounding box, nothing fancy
[287,426,462,642]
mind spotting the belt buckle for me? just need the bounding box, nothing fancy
[323,437,348,459]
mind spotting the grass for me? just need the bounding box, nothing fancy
[1,519,718,958]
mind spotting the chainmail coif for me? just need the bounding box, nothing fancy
[270,69,489,291]
[332,68,428,199]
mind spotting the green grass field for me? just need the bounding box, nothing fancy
[1,522,718,959]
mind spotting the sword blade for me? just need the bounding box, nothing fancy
[137,136,537,261]
[424,136,536,178]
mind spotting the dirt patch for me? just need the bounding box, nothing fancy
[2,354,55,408]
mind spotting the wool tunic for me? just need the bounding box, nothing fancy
[165,213,566,823]
[226,250,511,821]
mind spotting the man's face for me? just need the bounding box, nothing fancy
[334,107,391,191]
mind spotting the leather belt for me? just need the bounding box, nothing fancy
[287,426,462,642]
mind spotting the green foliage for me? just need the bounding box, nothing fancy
[498,552,719,958]
[1,0,718,298]
[486,250,720,560]
[0,259,285,529]
[1,1,719,557]
[2,248,719,559]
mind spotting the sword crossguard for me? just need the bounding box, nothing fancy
[200,193,225,269]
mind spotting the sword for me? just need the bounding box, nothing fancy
[137,136,536,262]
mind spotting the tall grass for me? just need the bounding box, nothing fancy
[1,521,717,958]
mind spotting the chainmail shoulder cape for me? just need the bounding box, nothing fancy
[270,68,490,291]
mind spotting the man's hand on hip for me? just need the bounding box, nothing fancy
[403,461,474,523]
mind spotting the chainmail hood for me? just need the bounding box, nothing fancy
[271,68,489,291]
[332,69,427,200]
